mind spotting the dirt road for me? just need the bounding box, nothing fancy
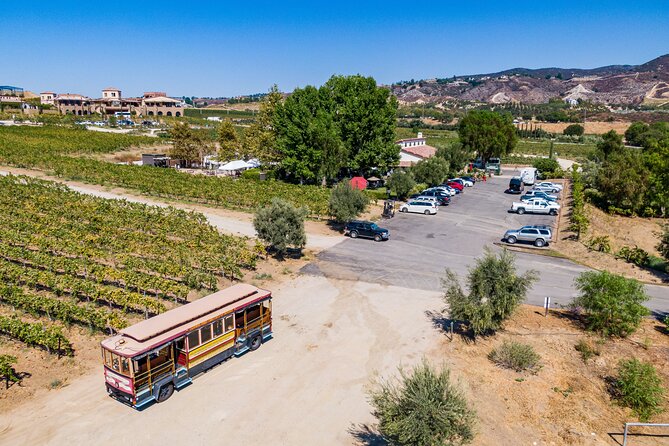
[0,275,443,445]
[0,167,341,252]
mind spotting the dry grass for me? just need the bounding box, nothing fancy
[535,121,632,135]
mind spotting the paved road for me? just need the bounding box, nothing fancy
[304,173,669,314]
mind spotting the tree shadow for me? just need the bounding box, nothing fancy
[348,423,387,446]
[326,220,346,233]
[266,246,304,261]
[4,371,31,390]
[425,310,476,343]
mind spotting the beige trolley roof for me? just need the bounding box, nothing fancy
[101,284,271,358]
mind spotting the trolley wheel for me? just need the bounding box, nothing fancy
[249,334,262,351]
[156,382,174,403]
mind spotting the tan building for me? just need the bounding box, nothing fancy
[40,91,56,105]
[54,94,93,115]
[140,95,184,117]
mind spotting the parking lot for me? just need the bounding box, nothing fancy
[305,172,669,311]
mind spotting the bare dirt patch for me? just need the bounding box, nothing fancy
[436,306,669,446]
[535,121,631,135]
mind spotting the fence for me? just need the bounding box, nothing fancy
[622,422,669,445]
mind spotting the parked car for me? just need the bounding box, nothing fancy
[533,182,563,193]
[416,193,450,206]
[400,201,438,215]
[510,198,560,215]
[428,186,456,196]
[506,176,524,194]
[454,177,474,187]
[344,220,389,242]
[521,190,558,202]
[444,181,464,192]
[420,190,451,204]
[504,225,552,247]
[461,176,477,184]
[520,167,538,185]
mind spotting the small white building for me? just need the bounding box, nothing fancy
[40,91,56,105]
[396,132,437,167]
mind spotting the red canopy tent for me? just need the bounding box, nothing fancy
[350,176,368,190]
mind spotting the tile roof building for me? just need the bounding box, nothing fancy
[51,87,184,117]
[397,132,437,167]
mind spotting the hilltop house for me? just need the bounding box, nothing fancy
[396,132,437,167]
[51,88,184,117]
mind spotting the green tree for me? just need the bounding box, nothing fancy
[595,149,648,214]
[458,110,517,163]
[572,271,649,337]
[411,157,450,187]
[387,171,415,199]
[324,75,399,172]
[563,124,584,136]
[328,182,369,222]
[369,360,477,446]
[624,122,650,146]
[597,130,624,159]
[616,358,665,422]
[435,142,472,176]
[169,122,211,166]
[443,249,537,336]
[217,119,240,161]
[244,85,283,163]
[253,198,307,256]
[275,85,345,184]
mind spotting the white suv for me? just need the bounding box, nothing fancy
[400,200,438,215]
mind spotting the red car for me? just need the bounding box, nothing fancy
[445,181,464,191]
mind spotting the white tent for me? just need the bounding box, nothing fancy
[219,159,254,171]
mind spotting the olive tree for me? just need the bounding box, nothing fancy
[443,249,537,336]
[328,182,368,222]
[387,171,415,199]
[253,198,307,256]
[369,360,476,446]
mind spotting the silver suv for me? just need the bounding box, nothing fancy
[503,225,552,247]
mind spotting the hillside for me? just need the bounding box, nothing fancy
[392,54,669,105]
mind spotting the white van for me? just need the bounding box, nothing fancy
[520,167,537,185]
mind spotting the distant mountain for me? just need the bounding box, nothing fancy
[392,54,669,105]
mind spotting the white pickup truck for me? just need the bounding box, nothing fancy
[510,198,560,215]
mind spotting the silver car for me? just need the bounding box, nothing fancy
[503,225,552,247]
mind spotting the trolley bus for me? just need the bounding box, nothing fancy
[101,283,272,408]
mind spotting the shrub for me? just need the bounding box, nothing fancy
[328,182,369,222]
[615,246,650,267]
[572,271,649,337]
[563,124,585,136]
[387,171,415,199]
[532,157,560,173]
[488,341,541,372]
[241,168,261,180]
[369,360,477,446]
[574,339,601,362]
[586,235,612,253]
[658,225,669,261]
[615,358,665,422]
[253,198,307,256]
[443,249,537,336]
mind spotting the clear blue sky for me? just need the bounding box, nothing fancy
[2,1,668,98]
